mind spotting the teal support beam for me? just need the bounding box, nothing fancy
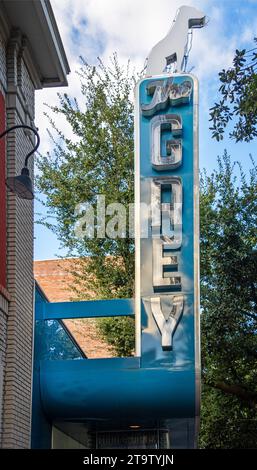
[36,298,134,320]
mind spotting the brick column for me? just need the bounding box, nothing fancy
[1,29,35,449]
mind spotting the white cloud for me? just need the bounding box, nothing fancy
[37,0,206,152]
[50,0,213,67]
[36,0,257,156]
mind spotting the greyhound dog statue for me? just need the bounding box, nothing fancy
[146,5,206,75]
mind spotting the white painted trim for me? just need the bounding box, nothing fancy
[34,0,70,86]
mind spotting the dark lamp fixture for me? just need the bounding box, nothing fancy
[6,167,33,200]
[0,124,40,200]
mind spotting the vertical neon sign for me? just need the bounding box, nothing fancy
[135,73,200,419]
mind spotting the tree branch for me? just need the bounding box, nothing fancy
[204,379,257,408]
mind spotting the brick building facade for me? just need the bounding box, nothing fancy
[34,259,115,359]
[0,0,69,448]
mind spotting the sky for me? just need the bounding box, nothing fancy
[34,0,257,260]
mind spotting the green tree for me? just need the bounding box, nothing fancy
[37,55,135,299]
[36,55,136,356]
[209,39,257,142]
[202,38,257,448]
[200,387,257,449]
[97,316,135,357]
[199,152,257,448]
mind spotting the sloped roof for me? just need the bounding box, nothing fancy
[1,0,70,87]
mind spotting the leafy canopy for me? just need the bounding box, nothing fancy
[199,153,257,448]
[209,38,257,142]
[37,55,136,300]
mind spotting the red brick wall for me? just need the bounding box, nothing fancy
[34,259,115,358]
[34,258,84,302]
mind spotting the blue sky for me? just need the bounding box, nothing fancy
[34,0,257,260]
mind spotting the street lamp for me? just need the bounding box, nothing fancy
[0,124,40,200]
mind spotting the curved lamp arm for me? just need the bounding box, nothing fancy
[0,124,40,200]
[0,124,40,167]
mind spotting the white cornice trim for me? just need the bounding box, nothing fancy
[21,37,43,90]
[1,0,70,88]
[34,0,70,86]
